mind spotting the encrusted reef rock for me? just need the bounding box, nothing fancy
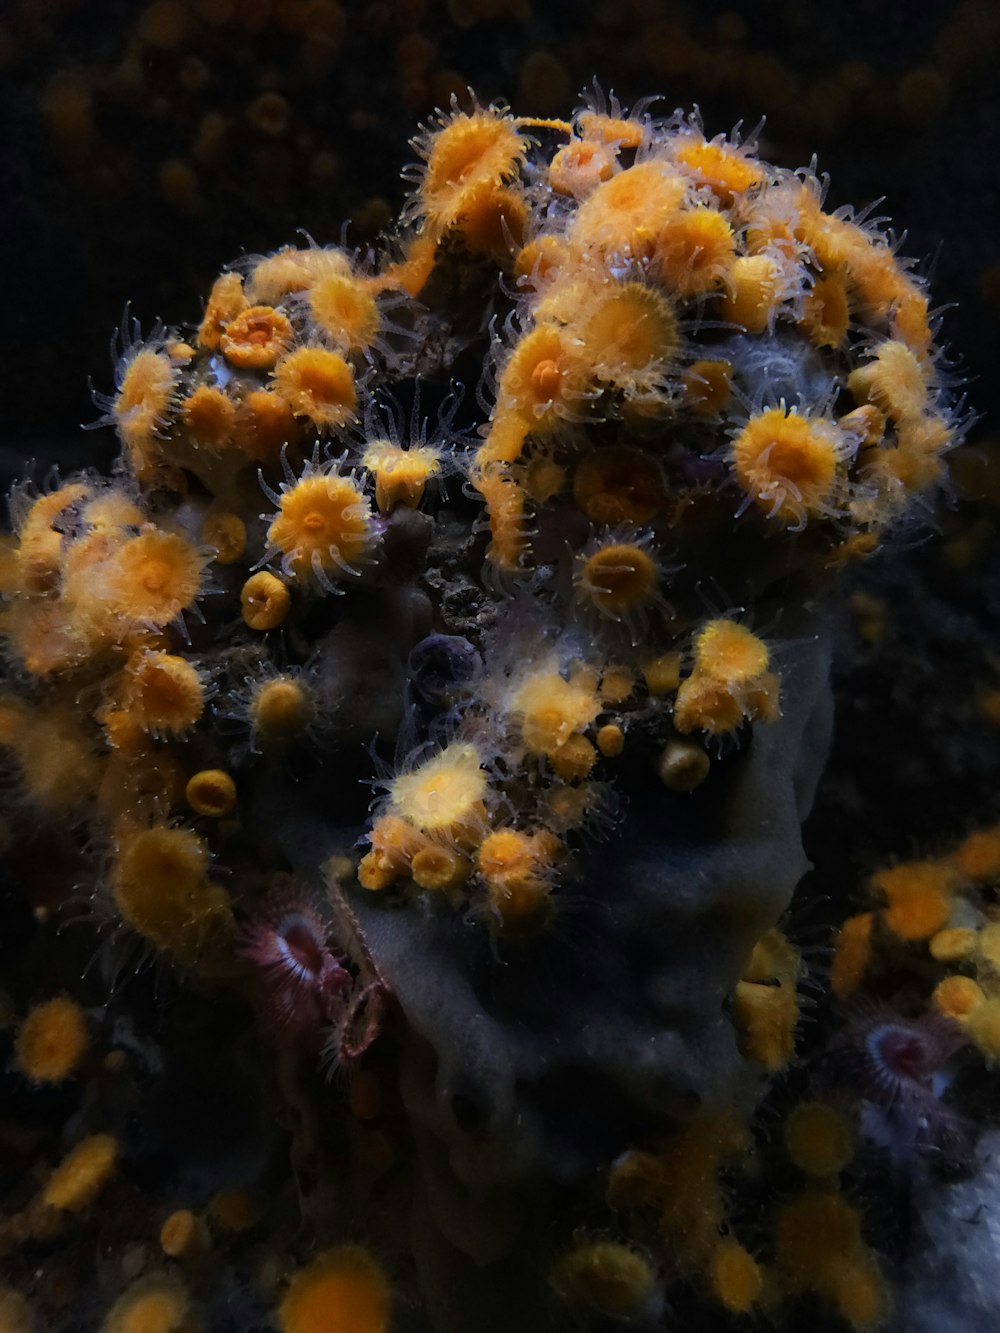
[0,89,962,1332]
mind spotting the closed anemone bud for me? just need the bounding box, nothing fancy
[160,1209,210,1260]
[731,406,852,530]
[709,1238,763,1314]
[273,346,357,431]
[185,769,237,818]
[15,996,89,1083]
[246,245,352,306]
[241,571,291,630]
[104,1274,191,1333]
[362,439,441,512]
[549,1239,656,1319]
[388,741,488,845]
[104,528,204,627]
[122,649,206,736]
[784,1101,855,1175]
[220,304,294,369]
[847,339,930,422]
[266,466,377,588]
[42,1133,117,1212]
[182,384,237,450]
[722,254,782,332]
[278,1244,392,1333]
[198,271,247,349]
[307,273,381,355]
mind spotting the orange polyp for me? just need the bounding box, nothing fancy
[273,346,357,430]
[103,528,204,627]
[673,135,764,206]
[241,571,291,630]
[308,273,381,354]
[571,160,687,260]
[548,137,617,198]
[732,407,845,527]
[267,470,375,583]
[278,1244,392,1333]
[220,304,294,369]
[198,271,247,349]
[416,105,527,239]
[693,619,769,686]
[122,649,205,736]
[576,541,659,619]
[573,447,667,527]
[651,206,736,298]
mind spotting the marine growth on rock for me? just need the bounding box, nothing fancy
[0,88,975,1332]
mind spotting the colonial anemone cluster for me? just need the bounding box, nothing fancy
[0,91,963,1332]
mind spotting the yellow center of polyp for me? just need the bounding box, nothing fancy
[303,512,325,532]
[141,560,168,592]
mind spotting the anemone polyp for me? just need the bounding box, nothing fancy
[15,996,89,1083]
[110,823,235,961]
[387,740,489,845]
[579,282,679,394]
[111,344,180,479]
[650,205,736,298]
[574,529,662,631]
[264,458,378,589]
[570,159,687,260]
[548,136,617,199]
[573,446,667,527]
[731,405,853,529]
[362,439,442,512]
[103,1273,192,1333]
[272,345,358,431]
[307,271,381,356]
[102,527,205,628]
[220,303,294,370]
[278,1244,392,1333]
[409,102,527,239]
[510,665,601,758]
[247,671,316,748]
[693,619,769,688]
[121,648,206,737]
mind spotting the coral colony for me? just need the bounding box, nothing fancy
[0,88,989,1333]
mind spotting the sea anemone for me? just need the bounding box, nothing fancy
[262,454,379,590]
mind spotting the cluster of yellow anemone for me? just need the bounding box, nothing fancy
[832,823,1000,1064]
[394,100,952,574]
